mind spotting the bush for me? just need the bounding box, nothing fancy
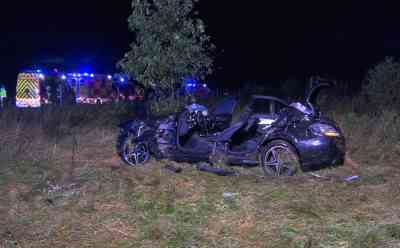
[332,109,400,163]
[363,57,400,112]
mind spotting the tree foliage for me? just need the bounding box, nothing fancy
[119,0,215,91]
[363,57,400,110]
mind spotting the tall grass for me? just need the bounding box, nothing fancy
[0,104,135,187]
[334,109,400,163]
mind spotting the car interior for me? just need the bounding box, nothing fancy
[176,96,288,155]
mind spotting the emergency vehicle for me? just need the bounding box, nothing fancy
[16,72,44,108]
[16,70,146,108]
[65,73,118,104]
[184,79,210,98]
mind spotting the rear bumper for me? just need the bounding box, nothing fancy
[296,136,345,171]
[16,99,41,108]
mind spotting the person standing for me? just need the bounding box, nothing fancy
[0,85,7,108]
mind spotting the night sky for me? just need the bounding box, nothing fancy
[1,1,400,92]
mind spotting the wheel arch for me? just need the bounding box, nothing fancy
[117,128,155,166]
[259,137,302,163]
[119,119,156,135]
[117,120,155,153]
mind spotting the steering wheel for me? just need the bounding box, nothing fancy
[194,111,214,133]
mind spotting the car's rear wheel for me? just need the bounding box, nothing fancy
[118,132,150,166]
[260,140,301,177]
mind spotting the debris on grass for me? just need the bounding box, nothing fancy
[164,164,183,173]
[44,181,81,207]
[309,172,360,182]
[222,192,239,200]
[197,162,240,176]
[343,175,360,182]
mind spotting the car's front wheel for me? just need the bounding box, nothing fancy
[118,132,151,166]
[260,140,301,177]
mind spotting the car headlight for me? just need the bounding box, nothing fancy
[309,123,340,137]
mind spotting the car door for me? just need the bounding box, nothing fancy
[248,96,289,133]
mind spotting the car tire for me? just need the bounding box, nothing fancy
[117,132,150,166]
[260,140,301,177]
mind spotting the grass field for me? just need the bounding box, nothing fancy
[1,105,400,248]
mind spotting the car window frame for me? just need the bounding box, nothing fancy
[249,96,290,116]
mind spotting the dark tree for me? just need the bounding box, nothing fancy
[119,0,215,92]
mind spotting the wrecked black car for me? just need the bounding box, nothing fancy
[117,81,345,177]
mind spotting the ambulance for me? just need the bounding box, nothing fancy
[16,72,44,108]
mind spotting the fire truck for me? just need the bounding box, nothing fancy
[16,70,145,108]
[65,73,118,104]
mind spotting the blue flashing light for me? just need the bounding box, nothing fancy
[203,84,207,88]
[120,78,125,83]
[83,72,89,76]
[36,69,42,73]
[38,73,45,80]
[61,75,67,80]
[185,78,199,88]
[77,73,81,77]
[107,75,112,80]
[90,73,94,78]
[72,73,77,77]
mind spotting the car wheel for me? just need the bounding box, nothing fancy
[118,133,150,166]
[260,140,301,177]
